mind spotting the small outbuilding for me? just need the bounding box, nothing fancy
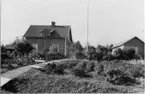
[112,36,144,58]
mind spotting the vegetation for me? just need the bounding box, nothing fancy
[67,42,142,61]
[41,60,145,86]
[1,39,36,73]
[1,59,145,93]
[15,40,34,56]
[1,38,144,93]
[1,69,129,93]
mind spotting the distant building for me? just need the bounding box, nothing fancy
[112,36,144,58]
[23,21,73,55]
[5,44,15,52]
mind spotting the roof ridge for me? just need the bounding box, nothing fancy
[113,36,144,48]
[30,25,70,27]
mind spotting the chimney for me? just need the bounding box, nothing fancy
[51,21,55,27]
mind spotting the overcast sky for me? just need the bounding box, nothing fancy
[1,0,144,46]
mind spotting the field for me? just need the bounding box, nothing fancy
[1,59,145,93]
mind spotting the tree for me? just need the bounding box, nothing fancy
[75,41,84,52]
[15,40,34,55]
[86,45,96,60]
[67,41,84,59]
[1,45,6,53]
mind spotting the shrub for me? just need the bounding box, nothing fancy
[71,60,92,77]
[86,61,95,72]
[94,51,104,61]
[113,48,124,59]
[124,65,145,78]
[113,48,136,60]
[74,61,88,71]
[72,68,87,77]
[56,60,80,69]
[94,63,105,75]
[123,48,136,60]
[105,69,138,85]
[53,65,65,75]
[43,63,65,75]
[43,63,57,74]
[75,51,86,59]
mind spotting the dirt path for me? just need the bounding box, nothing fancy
[0,59,69,86]
[1,66,32,78]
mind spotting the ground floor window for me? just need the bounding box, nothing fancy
[50,44,59,53]
[32,44,38,52]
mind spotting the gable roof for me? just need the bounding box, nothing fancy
[113,36,144,49]
[24,25,71,39]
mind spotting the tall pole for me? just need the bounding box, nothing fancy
[86,0,89,52]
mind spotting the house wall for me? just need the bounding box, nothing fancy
[124,38,144,58]
[26,37,65,55]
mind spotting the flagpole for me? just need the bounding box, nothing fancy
[86,0,89,52]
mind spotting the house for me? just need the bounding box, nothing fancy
[5,44,15,52]
[112,36,144,58]
[23,21,73,55]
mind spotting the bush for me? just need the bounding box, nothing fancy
[93,51,104,61]
[72,68,88,77]
[71,60,93,77]
[53,65,65,75]
[74,61,88,71]
[43,63,57,74]
[75,52,86,59]
[113,48,137,60]
[43,63,65,75]
[56,60,80,69]
[123,48,136,60]
[96,63,104,75]
[124,65,145,78]
[86,61,95,72]
[106,69,138,85]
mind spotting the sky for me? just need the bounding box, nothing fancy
[1,0,144,47]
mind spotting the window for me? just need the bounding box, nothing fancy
[50,44,59,53]
[32,44,38,52]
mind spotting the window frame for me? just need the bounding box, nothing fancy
[32,43,38,52]
[50,44,59,53]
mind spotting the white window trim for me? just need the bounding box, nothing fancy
[32,43,38,52]
[51,44,59,52]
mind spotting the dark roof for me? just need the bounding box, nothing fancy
[24,25,71,38]
[113,36,144,48]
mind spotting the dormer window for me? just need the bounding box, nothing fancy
[40,29,54,37]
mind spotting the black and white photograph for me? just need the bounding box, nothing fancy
[0,0,145,93]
